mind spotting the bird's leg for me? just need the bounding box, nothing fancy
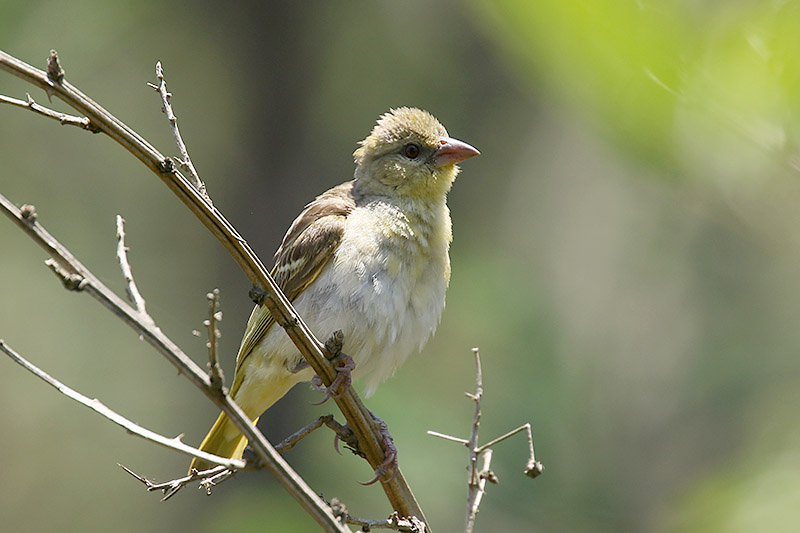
[310,329,353,404]
[311,352,355,405]
[289,329,342,375]
[360,409,398,485]
[289,326,393,481]
[323,329,345,358]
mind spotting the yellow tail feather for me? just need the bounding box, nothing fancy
[188,360,301,474]
[188,412,260,473]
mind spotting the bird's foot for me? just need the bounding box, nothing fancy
[360,411,398,486]
[311,352,355,405]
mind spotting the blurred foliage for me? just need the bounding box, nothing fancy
[477,0,800,188]
[2,0,800,532]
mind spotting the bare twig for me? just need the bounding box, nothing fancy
[465,348,487,533]
[467,449,495,530]
[0,49,425,526]
[0,92,96,130]
[425,431,467,445]
[115,215,150,318]
[120,463,234,501]
[272,414,358,456]
[0,340,245,470]
[124,413,358,504]
[0,198,207,386]
[0,195,349,533]
[477,423,536,458]
[147,61,207,202]
[427,348,542,533]
[44,258,86,290]
[204,289,224,393]
[326,498,423,532]
[343,511,425,532]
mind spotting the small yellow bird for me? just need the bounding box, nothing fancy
[190,107,479,472]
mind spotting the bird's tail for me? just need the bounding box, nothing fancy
[189,412,259,473]
[188,366,300,474]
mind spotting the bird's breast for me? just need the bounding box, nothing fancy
[293,199,452,394]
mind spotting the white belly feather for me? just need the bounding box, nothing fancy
[245,198,452,400]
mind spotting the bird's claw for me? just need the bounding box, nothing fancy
[311,353,355,405]
[359,412,398,485]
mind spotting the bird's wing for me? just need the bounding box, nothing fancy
[233,181,356,380]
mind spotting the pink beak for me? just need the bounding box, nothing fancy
[432,136,480,168]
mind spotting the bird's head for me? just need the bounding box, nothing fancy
[353,107,479,200]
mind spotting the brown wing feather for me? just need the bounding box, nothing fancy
[232,181,356,383]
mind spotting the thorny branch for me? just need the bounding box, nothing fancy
[0,49,419,520]
[125,413,359,501]
[116,215,150,319]
[0,196,348,533]
[428,348,543,533]
[0,92,97,130]
[0,48,428,530]
[120,463,236,502]
[147,61,207,201]
[203,289,225,394]
[0,340,245,471]
[343,515,425,532]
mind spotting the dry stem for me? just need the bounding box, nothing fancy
[427,348,542,533]
[0,48,426,529]
[147,61,207,201]
[0,196,348,533]
[0,92,97,130]
[120,463,234,501]
[0,340,245,470]
[116,215,150,318]
[204,288,225,393]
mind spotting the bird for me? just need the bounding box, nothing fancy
[190,107,479,472]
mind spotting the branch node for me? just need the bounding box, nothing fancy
[46,49,64,84]
[481,468,499,485]
[328,497,348,523]
[44,258,86,291]
[248,285,269,305]
[159,157,176,174]
[19,203,37,222]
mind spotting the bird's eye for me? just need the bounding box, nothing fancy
[403,143,420,159]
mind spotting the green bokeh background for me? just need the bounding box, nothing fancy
[3,1,800,531]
